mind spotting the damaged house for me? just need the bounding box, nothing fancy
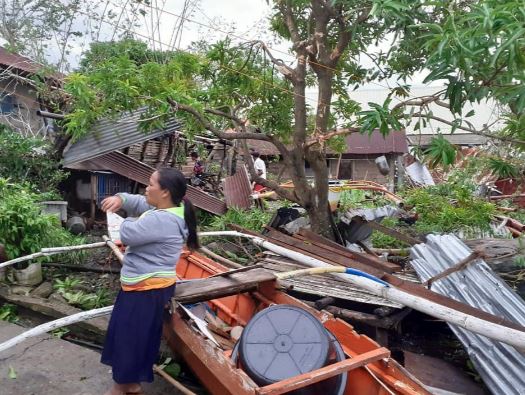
[60,108,226,223]
[247,129,408,187]
[0,46,60,137]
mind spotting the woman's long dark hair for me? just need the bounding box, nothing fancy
[157,167,200,250]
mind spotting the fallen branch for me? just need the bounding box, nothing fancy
[199,246,243,269]
[41,262,120,273]
[423,251,482,287]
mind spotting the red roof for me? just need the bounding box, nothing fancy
[0,46,63,81]
[0,46,46,74]
[332,129,408,155]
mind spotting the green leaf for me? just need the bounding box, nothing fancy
[8,366,16,379]
[163,363,181,379]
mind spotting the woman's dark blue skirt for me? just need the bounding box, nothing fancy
[101,284,175,384]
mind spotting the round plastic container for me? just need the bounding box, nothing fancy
[235,305,347,394]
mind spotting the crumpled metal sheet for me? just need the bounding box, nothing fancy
[338,205,401,243]
[340,205,401,223]
[410,234,525,395]
[63,107,182,167]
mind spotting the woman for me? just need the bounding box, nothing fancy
[100,168,199,395]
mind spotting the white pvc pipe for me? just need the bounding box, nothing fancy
[0,306,113,353]
[2,231,524,354]
[0,241,108,270]
[199,231,525,351]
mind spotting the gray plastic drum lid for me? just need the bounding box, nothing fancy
[239,305,330,385]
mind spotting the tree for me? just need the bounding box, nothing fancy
[0,0,149,72]
[62,0,525,237]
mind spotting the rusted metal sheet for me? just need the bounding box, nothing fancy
[246,130,408,156]
[0,47,60,77]
[62,107,182,167]
[89,151,227,215]
[223,166,252,209]
[328,129,408,155]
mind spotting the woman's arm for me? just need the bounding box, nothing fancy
[115,193,154,217]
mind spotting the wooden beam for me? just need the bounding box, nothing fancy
[174,267,276,304]
[256,348,390,395]
[423,251,481,287]
[297,228,401,273]
[357,219,422,246]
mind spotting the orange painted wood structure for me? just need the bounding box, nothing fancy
[163,250,431,395]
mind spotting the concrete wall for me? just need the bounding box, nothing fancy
[0,79,47,137]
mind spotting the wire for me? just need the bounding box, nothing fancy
[73,7,325,108]
[104,0,392,88]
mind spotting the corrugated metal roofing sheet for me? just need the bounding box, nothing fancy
[0,46,64,81]
[407,133,488,147]
[223,166,252,209]
[90,151,227,215]
[329,129,408,155]
[0,46,47,74]
[62,108,182,166]
[410,234,525,395]
[260,255,419,308]
[246,129,408,156]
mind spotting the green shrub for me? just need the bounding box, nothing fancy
[203,207,272,232]
[402,183,496,236]
[0,303,18,323]
[370,217,409,249]
[0,126,67,193]
[0,179,84,262]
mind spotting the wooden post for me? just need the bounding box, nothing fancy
[90,173,97,226]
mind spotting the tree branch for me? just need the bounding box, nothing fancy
[411,112,525,145]
[254,41,294,80]
[304,127,361,148]
[392,92,445,111]
[278,1,302,51]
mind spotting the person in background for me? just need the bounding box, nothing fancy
[190,151,205,187]
[251,150,267,192]
[100,168,199,395]
[190,151,204,177]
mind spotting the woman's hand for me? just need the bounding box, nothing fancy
[101,196,123,213]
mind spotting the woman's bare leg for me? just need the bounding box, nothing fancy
[103,382,143,395]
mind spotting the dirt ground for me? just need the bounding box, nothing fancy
[0,320,180,395]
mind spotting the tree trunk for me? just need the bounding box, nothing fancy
[306,203,333,239]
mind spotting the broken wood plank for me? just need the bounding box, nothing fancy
[263,228,386,277]
[208,263,264,278]
[174,268,276,304]
[423,251,482,287]
[353,219,421,246]
[261,260,404,308]
[296,229,401,273]
[256,348,390,395]
[0,284,108,336]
